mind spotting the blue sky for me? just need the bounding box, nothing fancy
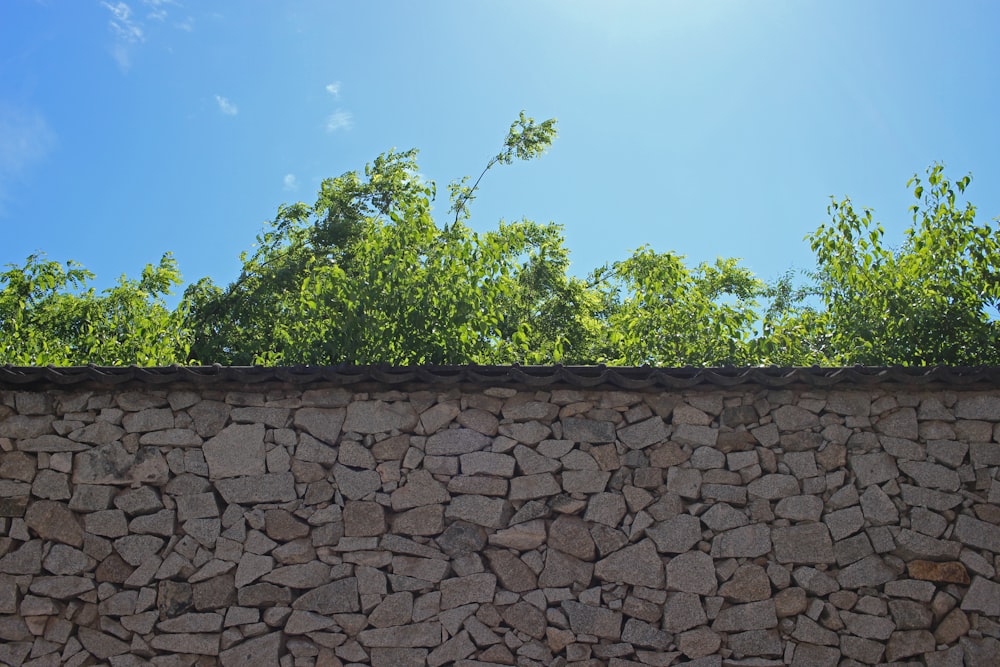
[2,0,999,298]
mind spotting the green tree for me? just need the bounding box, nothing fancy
[0,253,189,365]
[772,164,1000,365]
[183,112,578,365]
[601,249,764,366]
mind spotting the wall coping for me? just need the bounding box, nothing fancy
[3,364,1000,390]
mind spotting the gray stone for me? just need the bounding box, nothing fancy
[700,502,748,532]
[773,405,820,430]
[851,452,898,487]
[774,495,823,521]
[584,491,627,527]
[562,469,611,493]
[501,601,546,639]
[881,435,925,460]
[25,500,83,546]
[885,629,935,662]
[859,484,898,524]
[840,635,885,664]
[618,417,668,449]
[284,609,335,634]
[621,617,671,650]
[368,591,414,628]
[215,473,297,504]
[538,547,593,587]
[837,554,897,589]
[293,407,346,444]
[673,423,717,447]
[122,407,174,433]
[133,508,178,536]
[594,539,664,587]
[358,622,442,648]
[789,643,840,667]
[294,433,338,464]
[219,632,281,667]
[678,626,722,659]
[562,417,616,443]
[792,615,838,645]
[393,504,445,536]
[894,528,962,561]
[203,424,266,480]
[899,460,960,491]
[961,576,1000,615]
[139,428,202,446]
[426,428,490,455]
[0,539,42,574]
[115,485,163,515]
[955,394,1000,420]
[0,415,54,439]
[498,420,550,444]
[792,566,840,596]
[562,600,622,639]
[666,467,702,499]
[440,573,496,609]
[662,592,707,633]
[292,578,359,614]
[648,514,702,553]
[484,549,537,593]
[343,500,386,537]
[889,598,933,629]
[345,400,418,433]
[666,550,716,595]
[718,563,770,602]
[954,514,1000,553]
[391,469,450,510]
[711,600,777,632]
[727,629,781,658]
[824,505,864,540]
[29,575,95,599]
[840,610,896,640]
[78,626,131,659]
[73,442,169,486]
[445,495,511,529]
[711,524,771,558]
[877,407,918,439]
[42,544,96,575]
[900,483,962,510]
[460,451,515,477]
[509,472,561,500]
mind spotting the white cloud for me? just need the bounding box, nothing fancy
[103,1,143,42]
[325,82,341,97]
[215,95,238,116]
[283,174,298,191]
[102,1,144,71]
[325,110,352,132]
[0,106,56,213]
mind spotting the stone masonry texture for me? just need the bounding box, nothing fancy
[0,376,999,666]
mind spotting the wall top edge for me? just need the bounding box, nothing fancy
[3,364,1000,391]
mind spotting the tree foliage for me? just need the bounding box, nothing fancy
[2,114,998,368]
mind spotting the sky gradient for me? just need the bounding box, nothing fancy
[3,1,999,298]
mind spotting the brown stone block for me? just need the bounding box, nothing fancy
[907,560,970,585]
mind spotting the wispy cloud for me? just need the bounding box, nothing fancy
[143,0,173,21]
[102,0,191,70]
[283,174,299,191]
[325,82,341,97]
[215,95,238,116]
[0,106,56,214]
[102,1,144,70]
[325,110,352,132]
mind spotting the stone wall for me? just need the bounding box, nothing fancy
[1,378,999,667]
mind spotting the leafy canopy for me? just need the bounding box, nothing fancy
[2,112,997,368]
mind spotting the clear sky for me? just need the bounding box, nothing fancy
[3,1,999,298]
